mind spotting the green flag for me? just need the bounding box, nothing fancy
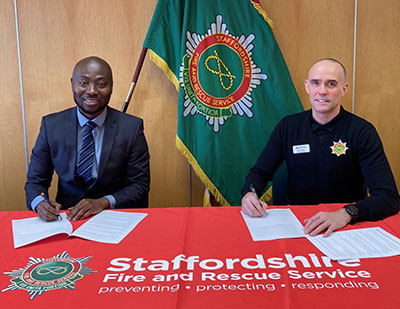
[144,0,303,205]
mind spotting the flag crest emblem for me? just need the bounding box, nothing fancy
[144,0,304,205]
[181,15,267,132]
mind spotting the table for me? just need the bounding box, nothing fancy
[1,204,399,308]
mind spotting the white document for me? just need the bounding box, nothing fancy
[241,208,305,241]
[306,227,400,260]
[12,211,147,248]
[12,213,71,248]
[71,210,147,244]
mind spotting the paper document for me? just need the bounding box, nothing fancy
[12,211,147,248]
[72,211,147,244]
[241,208,305,241]
[12,213,71,248]
[307,227,400,260]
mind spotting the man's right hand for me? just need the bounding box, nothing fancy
[241,192,268,217]
[36,200,62,221]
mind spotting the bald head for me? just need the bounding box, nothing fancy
[309,58,347,83]
[304,58,349,124]
[73,56,113,82]
[71,56,113,119]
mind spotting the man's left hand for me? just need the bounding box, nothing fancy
[304,208,352,237]
[67,197,110,221]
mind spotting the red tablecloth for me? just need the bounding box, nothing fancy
[1,204,399,308]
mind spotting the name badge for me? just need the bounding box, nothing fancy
[293,144,310,154]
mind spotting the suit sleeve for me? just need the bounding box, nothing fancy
[24,117,55,210]
[111,119,150,208]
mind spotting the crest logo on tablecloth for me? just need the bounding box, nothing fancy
[1,251,96,299]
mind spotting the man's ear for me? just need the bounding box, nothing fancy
[304,79,310,94]
[341,82,349,96]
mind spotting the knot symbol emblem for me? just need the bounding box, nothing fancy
[36,266,69,276]
[204,50,236,90]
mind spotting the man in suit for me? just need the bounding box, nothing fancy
[25,56,150,221]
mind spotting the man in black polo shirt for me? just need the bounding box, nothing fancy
[241,58,400,236]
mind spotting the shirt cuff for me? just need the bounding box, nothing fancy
[105,195,116,209]
[31,195,45,211]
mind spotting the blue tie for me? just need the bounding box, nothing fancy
[76,121,97,186]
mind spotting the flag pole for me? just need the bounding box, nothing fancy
[121,47,148,113]
[188,164,193,207]
[121,46,194,206]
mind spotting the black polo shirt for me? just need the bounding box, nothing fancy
[242,107,400,221]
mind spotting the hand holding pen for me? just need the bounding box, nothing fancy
[241,184,268,217]
[38,193,62,221]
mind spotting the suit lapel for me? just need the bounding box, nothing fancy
[98,108,117,180]
[66,108,78,176]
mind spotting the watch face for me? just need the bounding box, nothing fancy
[345,205,359,217]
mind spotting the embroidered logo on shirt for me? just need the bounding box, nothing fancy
[330,139,349,157]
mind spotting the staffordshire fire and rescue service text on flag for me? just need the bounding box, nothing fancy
[144,0,303,205]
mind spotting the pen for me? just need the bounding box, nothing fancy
[250,184,258,199]
[250,184,266,213]
[40,192,62,220]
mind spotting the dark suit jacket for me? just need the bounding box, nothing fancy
[25,106,150,209]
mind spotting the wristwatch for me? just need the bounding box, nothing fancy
[344,204,359,223]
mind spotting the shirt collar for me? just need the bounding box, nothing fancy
[76,106,107,128]
[309,106,345,134]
